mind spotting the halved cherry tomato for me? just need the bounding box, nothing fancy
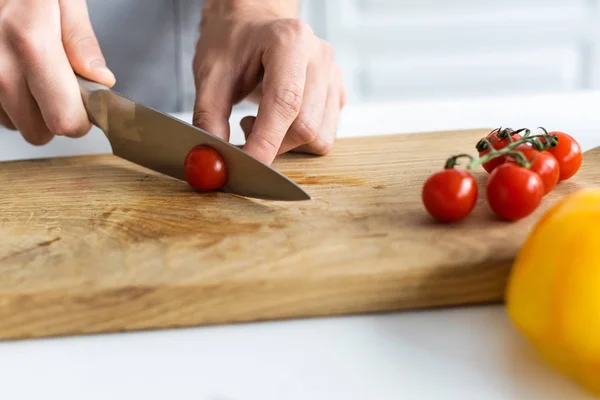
[545,131,582,181]
[184,145,228,191]
[478,128,524,173]
[486,163,544,221]
[422,168,478,222]
[507,150,560,195]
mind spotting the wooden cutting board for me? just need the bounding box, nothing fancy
[1,128,598,340]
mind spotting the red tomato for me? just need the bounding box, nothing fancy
[545,131,582,181]
[484,127,522,141]
[478,147,504,174]
[422,168,478,223]
[506,150,560,195]
[511,143,537,159]
[478,128,524,173]
[184,145,228,191]
[486,163,544,221]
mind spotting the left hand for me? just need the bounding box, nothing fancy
[192,1,346,165]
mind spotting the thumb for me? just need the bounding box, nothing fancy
[59,0,116,87]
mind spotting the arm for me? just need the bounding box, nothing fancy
[193,0,346,165]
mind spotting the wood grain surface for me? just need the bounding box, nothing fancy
[1,128,598,340]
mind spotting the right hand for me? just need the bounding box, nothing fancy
[0,0,115,145]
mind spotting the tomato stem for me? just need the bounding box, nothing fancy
[444,154,474,169]
[477,128,529,151]
[445,127,559,171]
[505,150,533,168]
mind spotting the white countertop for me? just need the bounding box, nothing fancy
[2,90,600,400]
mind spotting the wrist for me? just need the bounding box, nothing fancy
[203,0,300,20]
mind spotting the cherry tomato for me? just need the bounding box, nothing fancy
[507,150,560,195]
[184,145,228,191]
[545,131,582,181]
[486,163,544,221]
[485,127,522,143]
[478,128,524,173]
[478,147,504,173]
[422,168,478,223]
[510,143,537,159]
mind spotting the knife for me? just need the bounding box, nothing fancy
[77,76,311,201]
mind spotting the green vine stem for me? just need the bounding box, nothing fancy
[444,127,559,170]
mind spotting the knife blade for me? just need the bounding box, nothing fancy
[77,76,311,201]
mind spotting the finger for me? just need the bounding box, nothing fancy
[334,64,347,109]
[246,84,263,105]
[60,0,116,87]
[8,4,91,138]
[339,80,347,109]
[294,82,340,156]
[243,31,310,164]
[192,62,236,141]
[0,106,16,130]
[277,47,331,155]
[0,70,54,146]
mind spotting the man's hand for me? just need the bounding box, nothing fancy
[193,0,346,165]
[0,0,115,144]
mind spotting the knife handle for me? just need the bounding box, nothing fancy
[77,75,110,94]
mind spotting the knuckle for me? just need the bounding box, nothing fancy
[286,19,313,38]
[257,134,280,155]
[6,25,44,60]
[47,113,87,136]
[22,131,53,146]
[271,83,303,119]
[2,13,22,37]
[293,113,319,144]
[65,32,100,52]
[192,109,214,127]
[261,135,279,152]
[312,137,335,156]
[271,19,312,42]
[320,40,335,62]
[192,55,217,79]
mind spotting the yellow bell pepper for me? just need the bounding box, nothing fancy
[506,188,600,395]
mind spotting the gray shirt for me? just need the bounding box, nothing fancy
[88,0,205,113]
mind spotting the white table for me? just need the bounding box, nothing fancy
[2,91,600,400]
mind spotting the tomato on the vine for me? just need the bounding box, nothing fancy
[184,145,228,191]
[510,143,537,159]
[478,147,504,173]
[422,168,478,223]
[486,127,523,143]
[486,163,544,221]
[478,128,524,173]
[545,131,582,181]
[507,150,560,195]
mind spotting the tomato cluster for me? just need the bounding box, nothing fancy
[422,128,583,222]
[184,145,229,192]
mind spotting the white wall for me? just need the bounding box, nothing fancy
[301,0,600,104]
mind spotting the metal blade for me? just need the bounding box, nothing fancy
[78,77,311,201]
